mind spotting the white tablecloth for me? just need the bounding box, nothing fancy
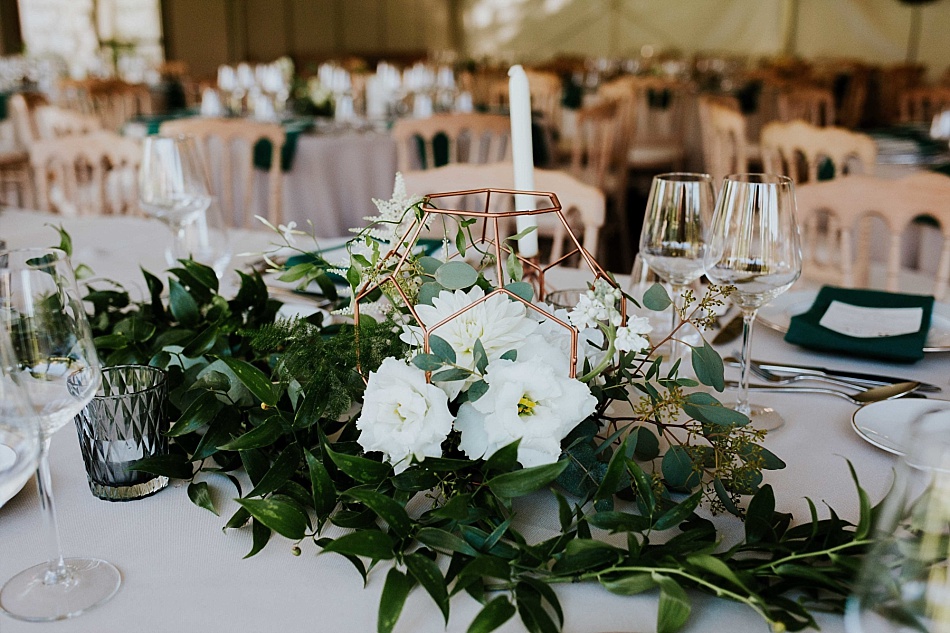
[1,210,948,633]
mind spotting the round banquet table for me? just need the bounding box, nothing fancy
[0,209,948,633]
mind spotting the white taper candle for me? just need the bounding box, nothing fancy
[508,65,539,258]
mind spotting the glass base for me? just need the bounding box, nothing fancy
[740,404,786,432]
[88,475,168,502]
[0,558,121,621]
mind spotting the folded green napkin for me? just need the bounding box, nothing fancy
[784,286,934,363]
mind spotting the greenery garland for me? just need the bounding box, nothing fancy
[55,191,874,633]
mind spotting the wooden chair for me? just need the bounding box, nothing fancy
[795,172,950,300]
[0,93,48,207]
[898,86,950,124]
[697,96,749,189]
[60,79,153,132]
[489,69,563,132]
[612,75,691,172]
[159,117,286,228]
[760,120,876,183]
[777,86,836,127]
[28,131,141,217]
[876,63,926,124]
[34,105,102,140]
[401,162,605,265]
[391,113,511,172]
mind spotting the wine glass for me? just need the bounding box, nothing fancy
[703,174,802,431]
[846,407,950,633]
[638,172,715,360]
[139,134,231,276]
[0,330,41,510]
[0,248,121,621]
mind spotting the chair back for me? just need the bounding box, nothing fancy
[60,79,153,132]
[777,86,836,127]
[898,86,950,124]
[401,162,605,265]
[760,120,876,183]
[698,96,748,189]
[34,105,102,140]
[159,117,285,228]
[28,130,141,217]
[489,70,563,131]
[7,93,48,148]
[795,172,950,300]
[391,113,511,172]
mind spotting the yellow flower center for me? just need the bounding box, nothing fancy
[518,395,537,417]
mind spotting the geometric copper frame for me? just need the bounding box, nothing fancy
[353,187,624,381]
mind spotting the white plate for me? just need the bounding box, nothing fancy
[757,290,950,352]
[852,399,950,456]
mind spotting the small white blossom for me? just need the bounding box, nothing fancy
[615,315,653,354]
[569,293,608,330]
[356,358,453,473]
[278,221,299,245]
[455,359,597,467]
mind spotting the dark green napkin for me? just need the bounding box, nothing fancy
[253,117,315,172]
[784,286,934,363]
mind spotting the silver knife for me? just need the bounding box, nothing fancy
[754,359,942,393]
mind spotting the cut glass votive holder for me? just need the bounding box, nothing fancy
[73,365,169,501]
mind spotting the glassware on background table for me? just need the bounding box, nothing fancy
[638,172,715,360]
[73,365,169,501]
[0,331,41,510]
[138,134,232,277]
[0,248,121,621]
[845,407,950,633]
[703,174,802,431]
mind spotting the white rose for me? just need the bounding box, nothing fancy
[455,359,597,467]
[356,358,453,473]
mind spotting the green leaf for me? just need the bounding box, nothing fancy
[378,568,413,633]
[594,438,630,501]
[653,573,691,633]
[190,370,231,392]
[587,511,651,533]
[247,445,302,498]
[432,367,471,382]
[168,278,199,326]
[93,333,128,350]
[483,441,520,473]
[642,283,672,311]
[321,530,395,560]
[182,324,219,358]
[417,281,443,306]
[487,460,568,498]
[325,445,391,484]
[500,349,517,362]
[435,260,478,289]
[406,552,449,622]
[689,340,725,392]
[847,460,872,540]
[653,491,702,530]
[128,453,194,480]
[245,518,271,558]
[416,527,479,557]
[552,540,621,573]
[167,391,223,437]
[505,252,523,283]
[629,426,660,460]
[411,353,443,371]
[180,259,219,292]
[417,255,442,274]
[293,383,328,429]
[504,281,533,302]
[738,443,786,469]
[686,554,749,592]
[51,223,72,255]
[217,415,285,450]
[428,334,456,364]
[628,459,656,516]
[304,449,337,519]
[713,478,741,516]
[113,317,156,343]
[343,489,412,539]
[473,339,489,374]
[187,481,218,515]
[467,379,489,402]
[661,445,700,490]
[745,484,775,543]
[682,392,749,428]
[235,497,308,540]
[600,572,656,596]
[468,597,516,633]
[214,356,276,406]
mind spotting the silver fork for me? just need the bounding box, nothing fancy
[724,356,876,390]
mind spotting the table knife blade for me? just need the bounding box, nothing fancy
[755,360,942,393]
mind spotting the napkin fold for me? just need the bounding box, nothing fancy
[784,286,934,363]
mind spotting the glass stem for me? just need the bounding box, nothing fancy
[36,437,70,586]
[669,284,685,362]
[736,307,758,416]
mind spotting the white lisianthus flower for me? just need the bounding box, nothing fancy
[615,315,653,354]
[455,359,597,467]
[356,358,453,473]
[401,287,538,398]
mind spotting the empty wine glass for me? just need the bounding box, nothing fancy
[0,248,121,621]
[638,172,714,360]
[846,407,950,633]
[0,330,41,510]
[139,134,231,276]
[703,174,802,431]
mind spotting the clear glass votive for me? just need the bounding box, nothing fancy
[72,365,169,501]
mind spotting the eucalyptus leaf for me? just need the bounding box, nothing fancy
[504,281,533,302]
[435,261,478,289]
[642,283,672,311]
[428,334,456,364]
[689,340,725,392]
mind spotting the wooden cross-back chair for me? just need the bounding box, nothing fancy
[795,172,950,300]
[488,69,564,132]
[760,120,876,183]
[34,105,102,140]
[28,130,141,217]
[159,117,286,228]
[60,79,153,132]
[391,113,511,172]
[777,85,836,127]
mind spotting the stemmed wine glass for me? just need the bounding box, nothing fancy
[846,408,950,633]
[703,174,802,431]
[0,330,41,510]
[638,172,715,360]
[139,134,231,276]
[0,248,121,621]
